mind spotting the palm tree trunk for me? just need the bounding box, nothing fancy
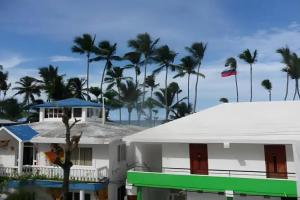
[100,61,108,100]
[117,87,122,123]
[269,90,271,101]
[128,110,131,125]
[250,64,253,102]
[284,72,289,100]
[187,74,190,105]
[140,58,148,124]
[86,54,90,99]
[234,74,239,102]
[150,88,153,121]
[293,80,297,100]
[165,66,169,121]
[193,63,201,113]
[297,79,300,99]
[27,98,30,119]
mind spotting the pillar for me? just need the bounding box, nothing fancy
[18,141,24,174]
[39,108,45,122]
[137,187,142,200]
[79,190,85,200]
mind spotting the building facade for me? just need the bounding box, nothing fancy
[124,102,300,200]
[0,98,143,200]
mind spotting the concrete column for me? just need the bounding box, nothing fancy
[82,108,87,122]
[39,108,45,122]
[18,142,24,174]
[79,190,85,200]
[137,187,142,200]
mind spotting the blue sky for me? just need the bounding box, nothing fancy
[1,0,300,120]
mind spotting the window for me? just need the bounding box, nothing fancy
[44,109,48,118]
[71,147,92,166]
[118,144,126,162]
[44,108,64,118]
[87,108,100,118]
[73,108,82,118]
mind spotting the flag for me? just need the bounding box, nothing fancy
[221,69,237,77]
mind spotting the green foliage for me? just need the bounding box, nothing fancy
[67,77,88,99]
[219,98,229,103]
[13,76,41,105]
[0,98,23,121]
[261,79,272,90]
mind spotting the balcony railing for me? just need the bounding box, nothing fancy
[0,165,108,182]
[130,166,297,180]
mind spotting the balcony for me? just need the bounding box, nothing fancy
[127,167,297,198]
[0,165,108,182]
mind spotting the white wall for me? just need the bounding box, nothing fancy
[0,130,18,167]
[135,143,162,172]
[162,143,296,179]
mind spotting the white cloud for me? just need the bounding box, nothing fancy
[0,55,27,68]
[49,56,80,62]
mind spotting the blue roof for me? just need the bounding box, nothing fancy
[5,125,39,141]
[32,98,101,108]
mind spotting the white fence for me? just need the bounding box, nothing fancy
[0,165,108,182]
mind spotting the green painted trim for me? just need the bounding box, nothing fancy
[227,197,233,200]
[127,171,297,197]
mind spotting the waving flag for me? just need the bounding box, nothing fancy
[221,69,237,77]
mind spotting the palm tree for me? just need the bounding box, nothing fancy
[67,77,88,99]
[102,89,123,119]
[39,65,68,101]
[170,102,192,119]
[13,76,41,115]
[239,49,258,102]
[153,45,177,121]
[185,42,207,112]
[261,79,272,101]
[225,57,239,102]
[119,80,142,124]
[91,41,121,99]
[124,51,142,86]
[289,53,300,100]
[105,66,132,122]
[169,82,182,103]
[153,82,186,121]
[128,33,159,117]
[89,86,102,102]
[0,65,9,100]
[71,33,95,97]
[144,75,159,121]
[277,47,292,100]
[174,56,205,105]
[219,98,229,103]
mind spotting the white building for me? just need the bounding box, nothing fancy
[0,98,143,200]
[124,101,300,200]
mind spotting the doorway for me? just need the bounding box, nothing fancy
[264,145,287,179]
[189,144,208,175]
[23,142,34,165]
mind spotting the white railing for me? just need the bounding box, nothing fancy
[0,165,108,182]
[0,166,18,178]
